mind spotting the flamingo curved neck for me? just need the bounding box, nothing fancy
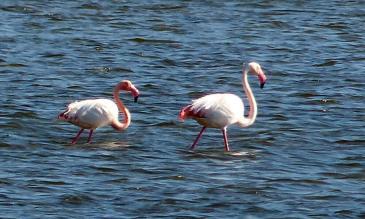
[112,87,131,131]
[239,64,257,128]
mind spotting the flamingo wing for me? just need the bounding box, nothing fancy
[180,93,244,128]
[59,99,118,129]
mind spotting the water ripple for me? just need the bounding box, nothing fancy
[0,0,364,218]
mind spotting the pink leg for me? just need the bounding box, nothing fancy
[222,128,230,152]
[71,129,84,144]
[190,126,207,150]
[87,129,94,143]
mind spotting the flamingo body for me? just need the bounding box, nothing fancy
[59,99,119,129]
[58,80,139,144]
[179,93,244,129]
[179,62,267,151]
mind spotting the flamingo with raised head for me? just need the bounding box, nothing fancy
[179,62,267,151]
[58,80,139,144]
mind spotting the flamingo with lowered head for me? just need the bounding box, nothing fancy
[58,80,139,144]
[179,62,267,151]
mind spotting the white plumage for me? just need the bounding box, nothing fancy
[189,93,244,128]
[179,62,267,151]
[62,99,119,129]
[58,80,139,144]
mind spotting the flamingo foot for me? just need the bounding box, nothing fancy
[71,129,84,144]
[87,129,94,144]
[190,126,206,150]
[222,128,230,152]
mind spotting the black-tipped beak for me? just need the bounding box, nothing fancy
[134,96,139,103]
[260,82,265,89]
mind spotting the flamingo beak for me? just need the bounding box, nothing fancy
[130,85,140,103]
[258,73,267,89]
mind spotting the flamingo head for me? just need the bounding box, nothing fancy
[248,62,267,89]
[117,80,140,102]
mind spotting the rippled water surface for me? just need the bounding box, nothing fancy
[1,1,365,218]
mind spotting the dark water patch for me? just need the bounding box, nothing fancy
[305,98,338,105]
[60,194,94,205]
[86,66,134,74]
[26,184,56,193]
[294,92,318,98]
[41,53,65,58]
[320,172,346,178]
[79,3,103,10]
[342,155,365,162]
[160,58,177,66]
[0,37,16,43]
[320,22,348,30]
[71,38,103,47]
[91,166,117,173]
[320,171,365,180]
[138,83,159,91]
[149,121,177,127]
[151,175,185,181]
[160,197,192,205]
[111,67,134,73]
[46,13,65,21]
[268,46,294,53]
[272,114,289,121]
[0,178,11,185]
[313,60,337,67]
[105,177,129,184]
[270,20,291,29]
[0,5,38,14]
[338,173,365,180]
[268,178,327,185]
[335,139,365,146]
[36,180,67,186]
[142,3,187,11]
[335,162,362,168]
[128,37,180,45]
[131,51,160,59]
[109,20,138,29]
[335,210,355,218]
[304,194,341,201]
[132,168,165,175]
[115,5,130,13]
[50,27,74,34]
[152,24,186,34]
[66,85,83,89]
[0,63,27,68]
[10,111,37,119]
[3,121,23,129]
[0,142,12,147]
[24,21,44,29]
[31,83,55,88]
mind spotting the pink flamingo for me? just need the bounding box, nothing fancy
[58,80,139,144]
[179,62,267,151]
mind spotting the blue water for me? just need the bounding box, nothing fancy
[1,1,364,218]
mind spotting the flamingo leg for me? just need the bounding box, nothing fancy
[71,129,84,144]
[87,129,94,143]
[190,126,207,150]
[222,128,230,152]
